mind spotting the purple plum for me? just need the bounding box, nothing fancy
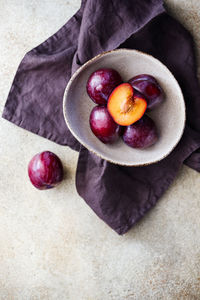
[90,106,120,143]
[87,68,122,105]
[28,151,63,190]
[123,115,158,149]
[128,74,164,110]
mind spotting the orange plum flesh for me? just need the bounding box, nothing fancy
[107,83,147,126]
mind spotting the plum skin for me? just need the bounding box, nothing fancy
[90,106,120,144]
[28,151,64,190]
[129,74,157,84]
[87,68,122,105]
[123,115,158,149]
[128,74,164,110]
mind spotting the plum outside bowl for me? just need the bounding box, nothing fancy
[63,49,185,166]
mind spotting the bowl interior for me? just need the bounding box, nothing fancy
[63,49,185,166]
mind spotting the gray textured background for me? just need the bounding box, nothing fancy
[0,1,200,299]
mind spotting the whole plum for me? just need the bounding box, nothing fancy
[28,151,63,190]
[123,115,158,149]
[87,68,122,105]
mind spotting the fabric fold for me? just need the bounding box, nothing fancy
[76,126,200,234]
[2,1,86,150]
[74,0,165,67]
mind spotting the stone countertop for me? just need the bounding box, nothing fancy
[0,1,200,299]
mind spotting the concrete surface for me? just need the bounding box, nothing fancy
[0,0,200,299]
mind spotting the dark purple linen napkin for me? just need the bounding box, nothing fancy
[3,0,200,234]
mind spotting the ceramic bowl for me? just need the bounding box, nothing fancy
[63,49,185,166]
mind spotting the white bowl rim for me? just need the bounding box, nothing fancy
[63,48,186,166]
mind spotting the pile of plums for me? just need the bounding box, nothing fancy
[87,68,164,149]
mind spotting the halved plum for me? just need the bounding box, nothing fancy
[107,83,147,126]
